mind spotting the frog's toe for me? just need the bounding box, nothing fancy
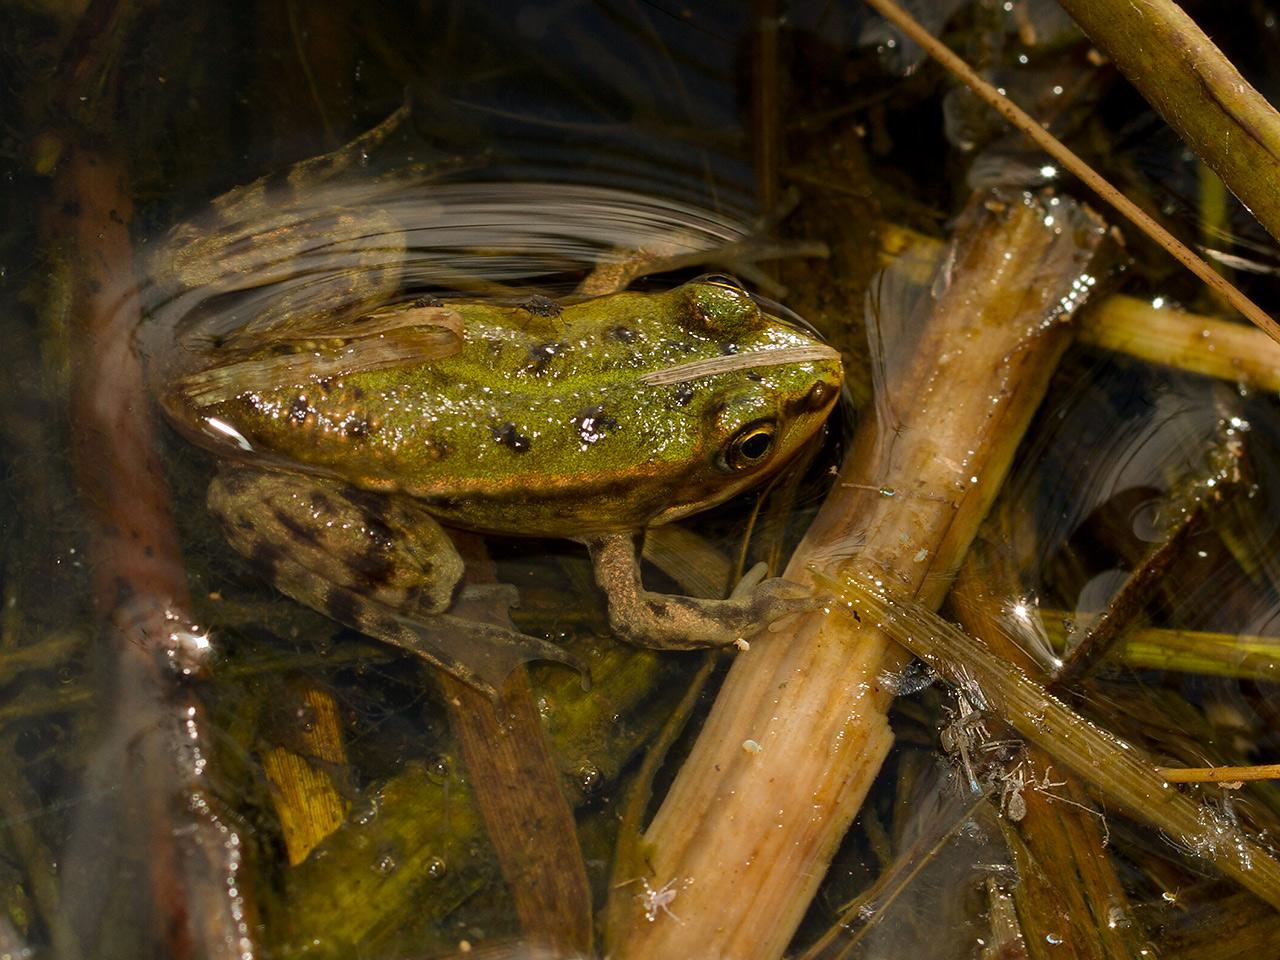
[729,561,769,597]
[745,577,823,628]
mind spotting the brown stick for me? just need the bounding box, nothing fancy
[1052,508,1206,686]
[751,0,782,215]
[441,534,592,958]
[1056,0,1280,250]
[54,144,255,960]
[609,191,1106,959]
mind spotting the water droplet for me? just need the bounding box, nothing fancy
[577,762,602,795]
[426,754,452,783]
[351,797,379,826]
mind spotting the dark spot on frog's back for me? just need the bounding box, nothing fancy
[414,294,443,308]
[526,340,568,375]
[674,384,696,407]
[492,422,531,454]
[344,416,373,439]
[608,325,637,344]
[287,396,311,424]
[571,404,620,445]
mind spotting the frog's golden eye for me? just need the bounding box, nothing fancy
[720,420,777,472]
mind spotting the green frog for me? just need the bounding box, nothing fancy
[146,118,842,692]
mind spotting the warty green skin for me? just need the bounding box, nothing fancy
[168,281,842,538]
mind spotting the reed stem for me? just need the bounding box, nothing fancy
[609,191,1106,959]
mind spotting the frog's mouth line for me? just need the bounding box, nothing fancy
[637,344,842,386]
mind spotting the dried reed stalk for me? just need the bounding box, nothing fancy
[952,543,1147,960]
[609,191,1106,959]
[844,582,1280,908]
[861,0,1280,343]
[1057,0,1280,249]
[883,224,1280,392]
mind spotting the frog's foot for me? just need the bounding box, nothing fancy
[583,533,817,650]
[208,468,577,694]
[372,608,582,697]
[248,565,576,697]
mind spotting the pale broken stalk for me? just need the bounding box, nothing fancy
[609,191,1106,959]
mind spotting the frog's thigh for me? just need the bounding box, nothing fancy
[208,467,463,616]
[583,532,816,650]
[248,206,406,330]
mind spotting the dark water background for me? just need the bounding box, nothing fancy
[5,1,1280,957]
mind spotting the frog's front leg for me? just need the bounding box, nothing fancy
[208,468,577,694]
[582,533,816,650]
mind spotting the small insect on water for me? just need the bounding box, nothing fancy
[939,686,991,792]
[999,762,1028,822]
[638,876,693,923]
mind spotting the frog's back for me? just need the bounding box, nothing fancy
[172,282,842,537]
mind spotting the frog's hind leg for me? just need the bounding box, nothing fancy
[208,468,578,694]
[150,103,469,303]
[207,103,415,225]
[582,532,817,650]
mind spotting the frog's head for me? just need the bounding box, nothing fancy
[641,279,843,526]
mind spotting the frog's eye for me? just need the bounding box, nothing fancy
[720,419,777,472]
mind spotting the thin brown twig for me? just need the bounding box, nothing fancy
[859,0,1280,346]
